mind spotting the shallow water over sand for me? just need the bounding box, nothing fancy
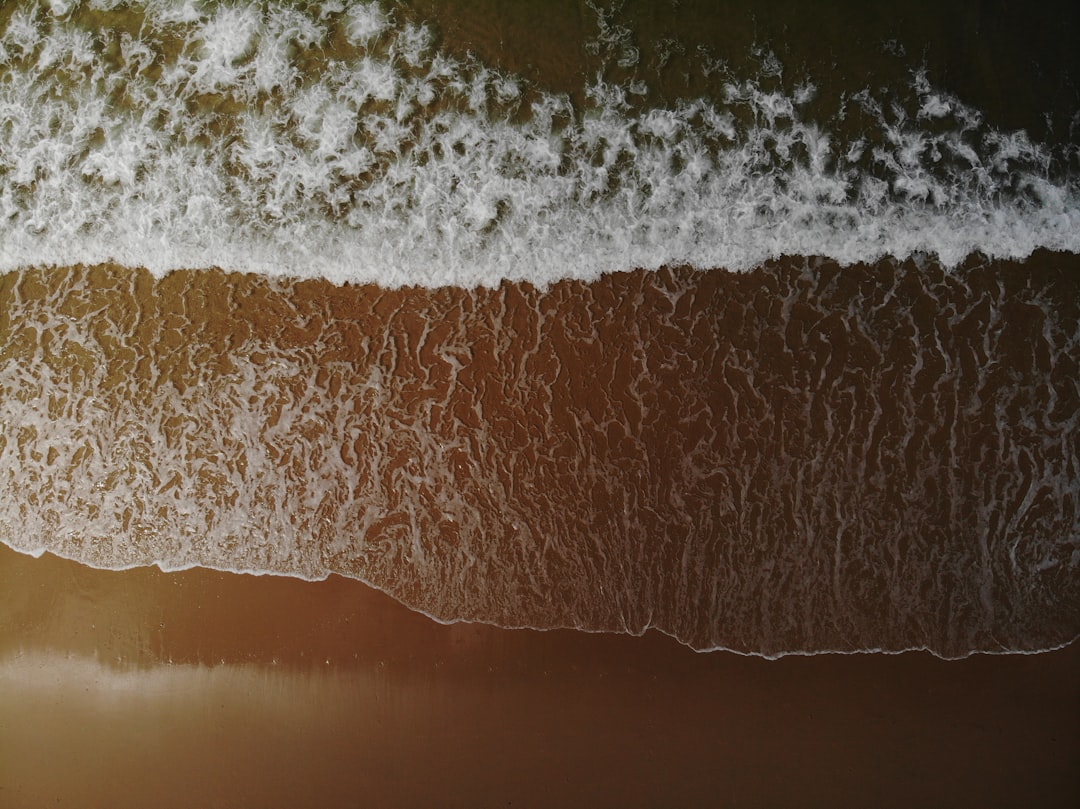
[3,253,1078,656]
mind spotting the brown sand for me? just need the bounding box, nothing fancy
[1,542,1077,809]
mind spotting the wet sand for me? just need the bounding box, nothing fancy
[1,543,1077,808]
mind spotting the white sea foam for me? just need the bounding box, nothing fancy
[2,2,1079,658]
[0,0,1076,287]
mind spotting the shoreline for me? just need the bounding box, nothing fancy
[2,543,1079,807]
[4,541,1077,662]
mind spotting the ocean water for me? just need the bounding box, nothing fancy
[1,0,1078,657]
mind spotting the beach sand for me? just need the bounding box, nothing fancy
[1,542,1077,808]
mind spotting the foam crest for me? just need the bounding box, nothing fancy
[0,1,1076,287]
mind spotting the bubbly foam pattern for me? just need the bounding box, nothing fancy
[1,1,1078,286]
[2,260,1077,657]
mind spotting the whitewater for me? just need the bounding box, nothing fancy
[1,0,1077,287]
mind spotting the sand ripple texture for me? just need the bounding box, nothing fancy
[1,257,1077,657]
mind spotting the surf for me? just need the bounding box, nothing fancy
[1,0,1077,287]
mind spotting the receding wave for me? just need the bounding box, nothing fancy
[2,258,1078,657]
[1,0,1077,286]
